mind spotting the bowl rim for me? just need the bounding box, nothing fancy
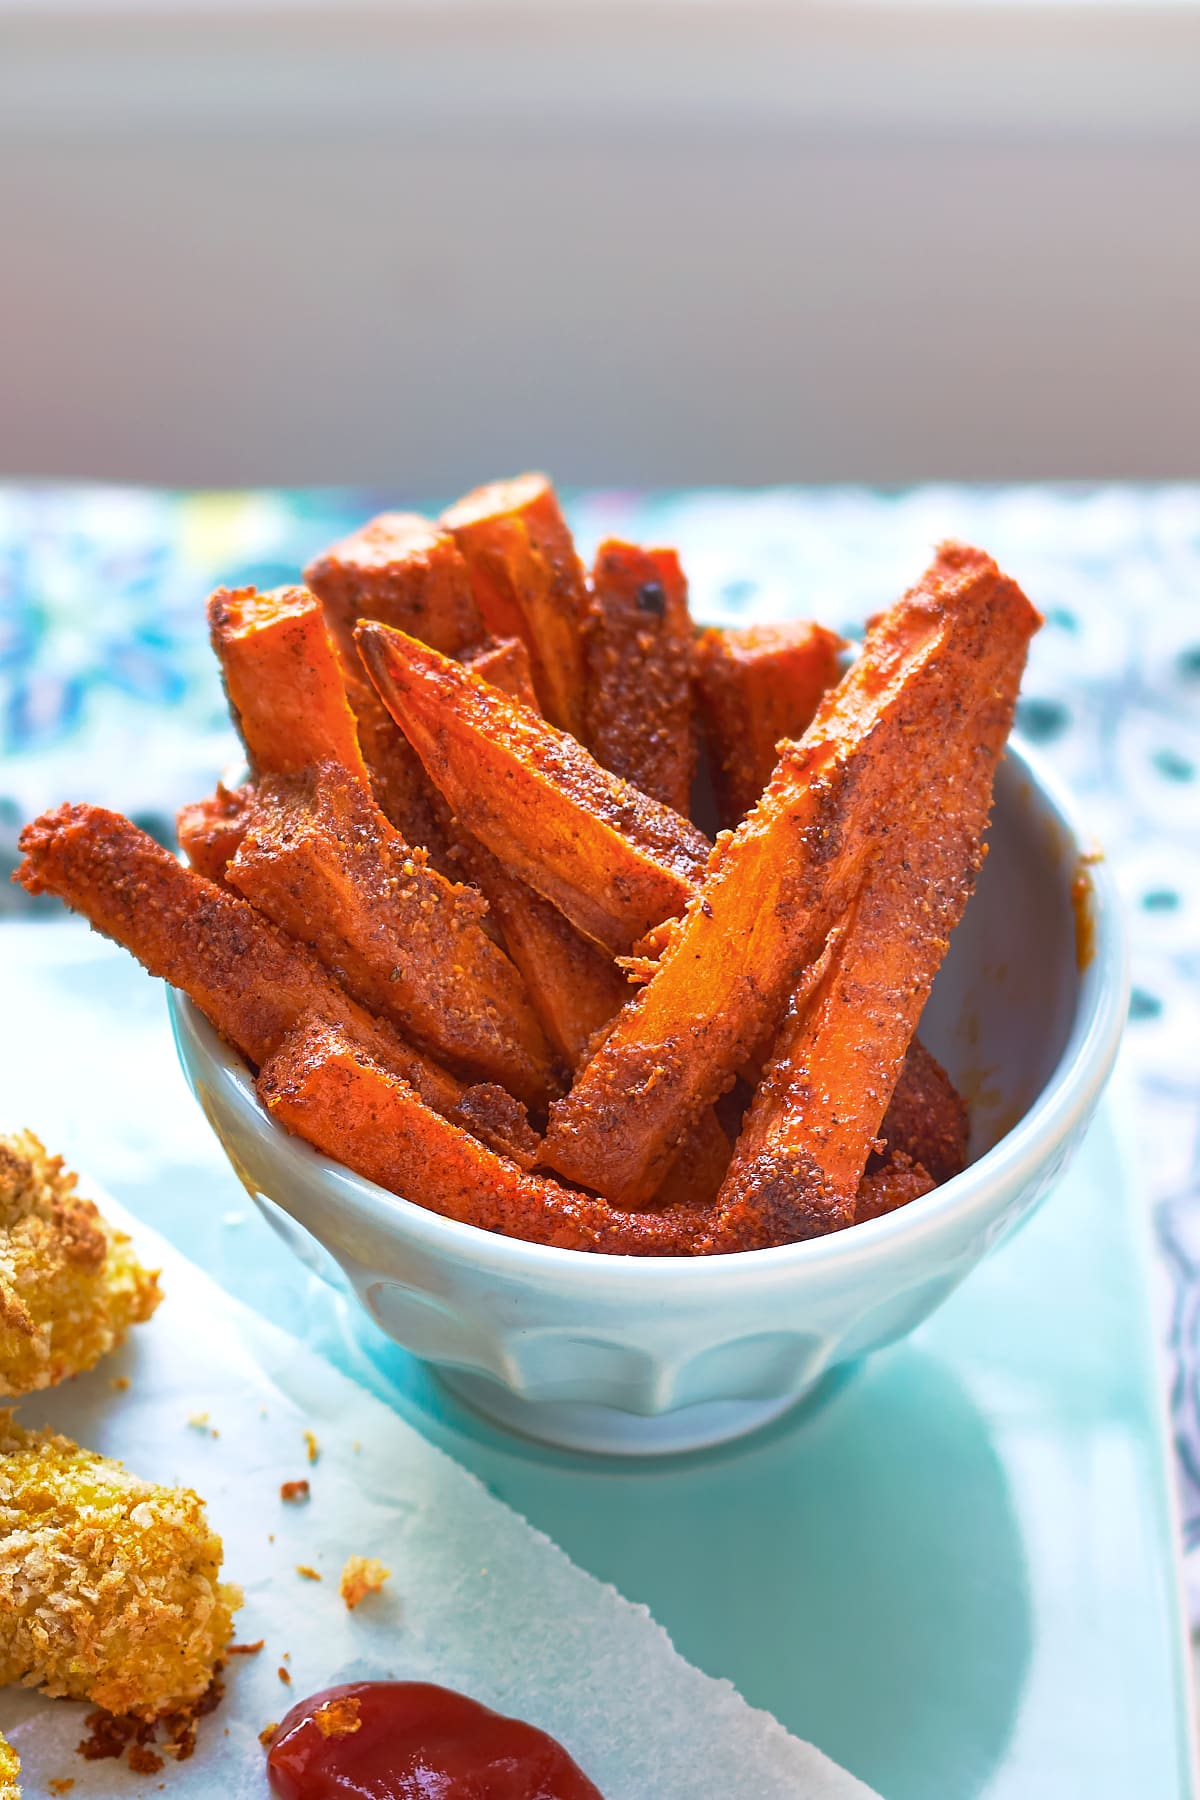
[170,732,1128,1287]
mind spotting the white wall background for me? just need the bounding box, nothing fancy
[2,2,1199,495]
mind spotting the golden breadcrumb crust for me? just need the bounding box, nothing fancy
[0,1727,18,1798]
[0,1412,241,1719]
[0,1132,161,1396]
[339,1556,389,1610]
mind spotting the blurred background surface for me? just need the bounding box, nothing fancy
[3,0,1199,493]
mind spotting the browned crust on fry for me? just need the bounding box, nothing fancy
[870,1038,968,1191]
[461,635,539,709]
[441,474,589,736]
[542,546,1041,1208]
[357,623,711,955]
[14,803,464,1118]
[714,559,1036,1239]
[304,513,483,660]
[226,762,559,1106]
[692,620,845,826]
[207,587,367,783]
[454,836,629,1070]
[176,783,253,886]
[584,541,693,811]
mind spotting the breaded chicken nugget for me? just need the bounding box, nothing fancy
[0,1413,241,1719]
[0,1133,161,1396]
[0,1727,17,1799]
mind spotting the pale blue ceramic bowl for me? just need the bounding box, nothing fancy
[170,738,1127,1454]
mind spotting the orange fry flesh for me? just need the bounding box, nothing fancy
[693,620,845,827]
[455,836,629,1070]
[441,473,589,737]
[226,762,559,1106]
[542,546,1042,1209]
[461,635,539,709]
[356,623,711,956]
[717,573,1035,1240]
[304,512,483,660]
[14,803,463,1119]
[176,783,253,886]
[207,586,367,782]
[584,540,693,812]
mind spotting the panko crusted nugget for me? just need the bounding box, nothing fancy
[0,1413,240,1720]
[0,1728,17,1799]
[0,1132,160,1396]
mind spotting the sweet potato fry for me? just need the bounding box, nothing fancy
[584,541,693,811]
[454,836,629,1069]
[870,1037,968,1191]
[258,1019,661,1253]
[693,620,845,826]
[356,624,711,955]
[461,635,539,709]
[304,512,483,660]
[207,586,368,782]
[176,782,253,886]
[441,474,588,736]
[542,546,1041,1208]
[342,665,454,860]
[226,762,559,1107]
[257,1021,920,1255]
[14,804,464,1118]
[715,575,1034,1241]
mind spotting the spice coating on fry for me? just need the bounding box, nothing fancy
[543,546,1040,1208]
[227,761,559,1106]
[357,623,710,955]
[584,540,694,812]
[15,804,464,1118]
[442,473,590,736]
[693,619,845,827]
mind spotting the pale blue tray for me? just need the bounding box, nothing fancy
[1,920,1194,1799]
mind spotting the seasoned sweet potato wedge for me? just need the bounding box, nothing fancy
[716,574,1034,1241]
[693,620,845,827]
[461,635,539,709]
[258,1021,923,1255]
[304,512,483,660]
[226,761,559,1106]
[342,664,453,860]
[542,546,1041,1208]
[176,782,253,886]
[258,1019,669,1253]
[356,624,711,955]
[584,540,693,811]
[441,474,588,736]
[869,1037,968,1192]
[207,585,368,782]
[14,803,463,1118]
[455,836,629,1070]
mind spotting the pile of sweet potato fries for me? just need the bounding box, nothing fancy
[16,477,1042,1255]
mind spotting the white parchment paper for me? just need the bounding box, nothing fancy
[0,1196,879,1799]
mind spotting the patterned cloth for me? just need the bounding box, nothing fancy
[3,482,1199,1599]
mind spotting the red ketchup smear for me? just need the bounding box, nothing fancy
[266,1680,605,1800]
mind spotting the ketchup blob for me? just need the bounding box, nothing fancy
[266,1680,604,1800]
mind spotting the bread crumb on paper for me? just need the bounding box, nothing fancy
[110,1376,130,1392]
[295,1565,321,1582]
[277,1666,291,1686]
[303,1430,319,1465]
[48,1780,74,1796]
[259,1724,279,1749]
[280,1478,310,1503]
[314,1696,362,1740]
[227,1640,264,1657]
[340,1555,390,1610]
